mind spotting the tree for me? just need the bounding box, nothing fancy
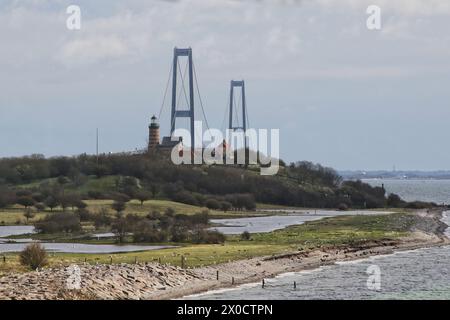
[23,208,36,223]
[93,208,112,229]
[387,193,404,208]
[19,243,48,270]
[34,212,81,233]
[57,175,71,186]
[112,217,129,243]
[63,193,83,210]
[0,191,12,209]
[165,207,175,216]
[111,200,126,214]
[205,198,221,210]
[220,201,232,212]
[135,191,151,206]
[17,196,35,209]
[59,196,70,211]
[132,220,162,243]
[150,184,159,198]
[75,200,87,210]
[76,208,92,222]
[111,192,131,203]
[44,196,59,212]
[34,203,46,212]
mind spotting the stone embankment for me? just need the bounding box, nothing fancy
[0,263,205,300]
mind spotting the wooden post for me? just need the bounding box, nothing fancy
[2,255,5,263]
[294,281,297,290]
[158,257,161,264]
[262,279,265,289]
[181,256,185,269]
[110,256,113,264]
[135,256,137,264]
[84,257,87,263]
[232,277,235,285]
[216,270,219,281]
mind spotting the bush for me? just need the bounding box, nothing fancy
[387,194,405,208]
[173,191,199,206]
[240,231,251,241]
[205,198,221,210]
[133,220,165,242]
[337,203,348,211]
[111,200,126,214]
[112,219,127,243]
[190,210,209,226]
[193,230,226,244]
[19,243,48,270]
[170,225,189,242]
[76,208,93,222]
[87,190,104,199]
[405,201,436,209]
[220,201,232,212]
[34,212,81,233]
[165,207,176,216]
[93,208,112,229]
[0,194,10,208]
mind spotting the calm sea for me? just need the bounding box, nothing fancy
[363,179,450,205]
[192,180,450,300]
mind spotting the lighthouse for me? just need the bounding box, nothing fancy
[148,115,160,150]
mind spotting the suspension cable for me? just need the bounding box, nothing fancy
[158,62,173,119]
[220,94,229,132]
[193,61,211,132]
[245,91,250,129]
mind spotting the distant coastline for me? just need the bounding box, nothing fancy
[340,170,450,180]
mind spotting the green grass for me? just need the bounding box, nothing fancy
[0,206,46,225]
[15,176,117,193]
[0,212,415,274]
[0,243,289,275]
[246,214,412,248]
[0,198,270,227]
[85,199,217,216]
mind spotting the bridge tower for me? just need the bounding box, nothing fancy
[229,80,248,151]
[171,47,195,154]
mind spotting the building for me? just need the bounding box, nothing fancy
[148,115,160,149]
[148,116,183,155]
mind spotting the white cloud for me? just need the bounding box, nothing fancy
[60,36,129,65]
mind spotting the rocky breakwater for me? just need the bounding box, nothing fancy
[0,263,206,300]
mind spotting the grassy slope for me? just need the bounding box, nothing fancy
[0,212,413,275]
[0,198,271,226]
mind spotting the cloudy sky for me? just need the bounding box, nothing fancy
[1,0,450,170]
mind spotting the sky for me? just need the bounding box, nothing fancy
[1,0,450,170]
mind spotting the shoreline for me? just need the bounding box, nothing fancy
[0,209,448,300]
[151,209,450,300]
[153,230,449,300]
